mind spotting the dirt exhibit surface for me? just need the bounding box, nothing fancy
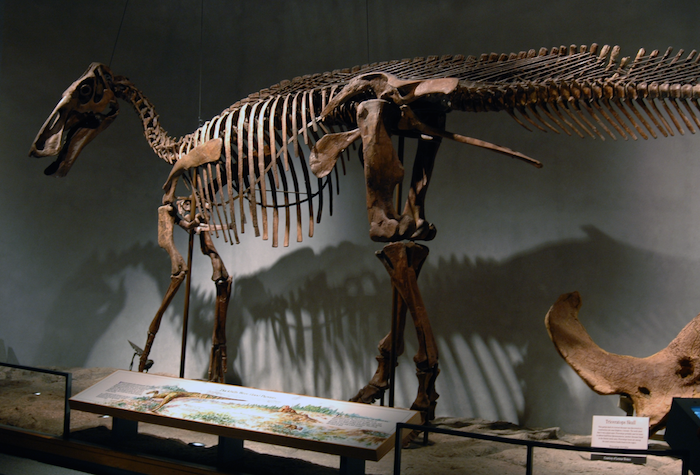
[0,366,685,474]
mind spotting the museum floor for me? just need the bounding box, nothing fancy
[0,366,686,475]
[0,453,90,475]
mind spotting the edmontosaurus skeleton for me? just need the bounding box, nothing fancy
[30,44,700,421]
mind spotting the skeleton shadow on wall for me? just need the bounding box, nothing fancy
[36,226,700,434]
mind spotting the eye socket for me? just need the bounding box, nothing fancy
[79,83,93,101]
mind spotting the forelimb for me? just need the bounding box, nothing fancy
[138,139,225,375]
[198,227,232,383]
[138,202,188,372]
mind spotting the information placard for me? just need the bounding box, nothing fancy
[69,370,420,461]
[591,415,649,464]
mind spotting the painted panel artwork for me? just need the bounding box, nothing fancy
[70,370,419,460]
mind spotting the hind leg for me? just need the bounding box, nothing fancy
[357,99,416,242]
[351,295,408,404]
[376,242,438,423]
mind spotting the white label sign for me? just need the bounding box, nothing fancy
[591,415,649,464]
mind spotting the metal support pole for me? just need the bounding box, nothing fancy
[394,424,404,474]
[217,436,244,470]
[180,173,198,379]
[63,372,72,440]
[387,135,405,408]
[112,418,138,441]
[339,456,365,475]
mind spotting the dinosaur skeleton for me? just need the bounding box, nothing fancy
[29,44,700,423]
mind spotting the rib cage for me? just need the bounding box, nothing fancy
[128,44,700,248]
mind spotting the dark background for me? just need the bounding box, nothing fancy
[3,0,700,434]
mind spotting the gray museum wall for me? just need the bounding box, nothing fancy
[2,0,700,434]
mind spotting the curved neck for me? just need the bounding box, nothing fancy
[113,76,189,164]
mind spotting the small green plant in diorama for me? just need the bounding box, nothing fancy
[189,410,240,426]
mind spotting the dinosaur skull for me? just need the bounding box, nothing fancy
[29,63,119,176]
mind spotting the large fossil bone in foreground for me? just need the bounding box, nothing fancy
[545,292,700,434]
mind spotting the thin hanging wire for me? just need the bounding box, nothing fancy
[181,0,205,380]
[365,0,371,64]
[109,0,129,68]
[198,0,204,126]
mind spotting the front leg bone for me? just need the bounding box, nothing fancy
[198,225,232,383]
[139,203,187,372]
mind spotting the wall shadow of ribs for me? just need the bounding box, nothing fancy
[222,226,700,433]
[35,226,700,434]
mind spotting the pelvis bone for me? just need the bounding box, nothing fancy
[545,291,700,434]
